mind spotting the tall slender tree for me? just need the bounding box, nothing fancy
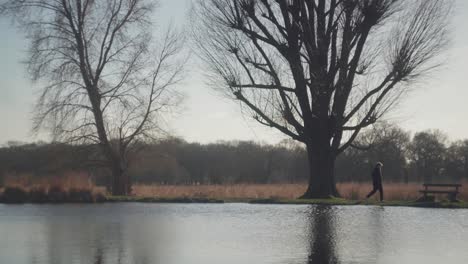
[192,0,451,198]
[1,0,185,195]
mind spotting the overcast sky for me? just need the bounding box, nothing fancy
[1,0,467,145]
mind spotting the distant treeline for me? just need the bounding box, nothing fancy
[1,124,467,186]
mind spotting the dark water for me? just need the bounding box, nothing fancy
[0,204,467,264]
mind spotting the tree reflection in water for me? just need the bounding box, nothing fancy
[306,205,386,264]
[94,246,104,264]
[307,205,339,264]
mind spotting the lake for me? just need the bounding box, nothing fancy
[0,203,467,264]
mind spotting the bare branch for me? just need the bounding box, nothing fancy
[2,0,185,195]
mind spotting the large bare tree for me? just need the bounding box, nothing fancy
[1,0,184,195]
[192,0,451,198]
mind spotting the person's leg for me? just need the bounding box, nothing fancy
[366,187,377,198]
[367,181,380,199]
[378,183,384,201]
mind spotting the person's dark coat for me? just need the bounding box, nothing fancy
[371,166,382,187]
[366,165,384,201]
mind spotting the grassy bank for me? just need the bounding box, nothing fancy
[107,196,224,203]
[2,181,468,208]
[131,182,468,201]
[248,197,468,209]
[127,183,468,208]
[99,196,468,209]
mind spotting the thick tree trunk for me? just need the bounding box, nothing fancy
[111,160,131,196]
[301,139,339,199]
[87,87,131,196]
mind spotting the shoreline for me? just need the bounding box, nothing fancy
[1,196,467,209]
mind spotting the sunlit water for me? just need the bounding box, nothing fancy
[0,203,467,264]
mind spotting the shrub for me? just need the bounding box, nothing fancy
[68,188,93,203]
[47,186,68,203]
[29,187,48,203]
[93,192,107,203]
[349,189,360,200]
[1,187,28,203]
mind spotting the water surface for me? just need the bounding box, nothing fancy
[0,203,467,264]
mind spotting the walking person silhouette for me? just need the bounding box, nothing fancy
[366,162,384,202]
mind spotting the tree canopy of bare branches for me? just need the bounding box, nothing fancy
[192,0,452,198]
[1,0,185,195]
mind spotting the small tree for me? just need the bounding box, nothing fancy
[445,140,468,182]
[192,0,451,198]
[337,122,410,182]
[1,0,184,195]
[409,130,447,183]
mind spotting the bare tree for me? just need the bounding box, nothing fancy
[191,0,451,198]
[1,0,185,195]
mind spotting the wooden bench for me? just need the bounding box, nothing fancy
[419,183,462,202]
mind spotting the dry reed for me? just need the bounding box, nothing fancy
[3,172,467,201]
[132,182,468,201]
[1,172,105,195]
[132,184,307,199]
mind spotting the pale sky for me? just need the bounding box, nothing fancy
[1,0,467,145]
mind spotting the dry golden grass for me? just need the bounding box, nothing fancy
[2,172,105,194]
[340,181,468,201]
[3,172,467,201]
[132,184,307,199]
[337,182,421,201]
[132,181,468,201]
